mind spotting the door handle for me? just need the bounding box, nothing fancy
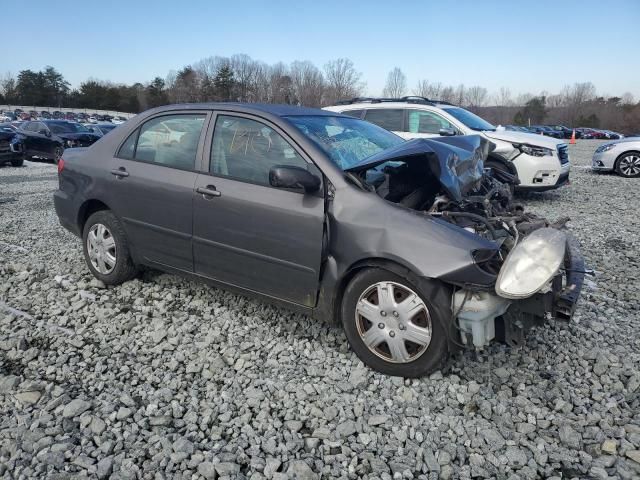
[110,168,129,178]
[196,185,222,198]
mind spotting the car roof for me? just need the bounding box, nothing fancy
[146,102,340,118]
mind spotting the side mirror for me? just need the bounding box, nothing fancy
[439,127,456,136]
[40,129,51,137]
[269,165,321,193]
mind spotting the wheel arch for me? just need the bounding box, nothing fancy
[325,256,451,327]
[486,154,518,176]
[77,199,112,233]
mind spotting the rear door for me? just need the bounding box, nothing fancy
[402,109,459,139]
[192,112,325,306]
[105,112,209,271]
[21,122,49,156]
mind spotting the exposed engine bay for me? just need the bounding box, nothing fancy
[345,136,585,349]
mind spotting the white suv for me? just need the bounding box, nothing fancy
[324,97,571,191]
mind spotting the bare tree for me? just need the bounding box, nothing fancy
[454,84,466,105]
[268,62,294,104]
[515,92,534,106]
[382,68,407,98]
[413,80,442,99]
[290,61,325,107]
[621,92,635,105]
[465,85,488,109]
[230,54,259,102]
[494,87,513,107]
[440,86,456,103]
[323,58,363,104]
[562,82,596,124]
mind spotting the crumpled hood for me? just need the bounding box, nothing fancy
[346,135,489,202]
[484,129,564,148]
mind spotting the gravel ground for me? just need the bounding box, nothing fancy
[1,140,639,480]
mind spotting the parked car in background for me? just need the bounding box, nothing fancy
[83,123,117,136]
[0,123,24,167]
[325,97,571,191]
[546,125,581,139]
[18,112,31,121]
[577,128,606,139]
[52,111,64,119]
[40,111,52,119]
[19,120,100,162]
[0,111,17,122]
[53,102,584,377]
[504,125,531,133]
[112,116,127,125]
[528,126,564,139]
[592,138,640,177]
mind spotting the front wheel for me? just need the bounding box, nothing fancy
[11,157,24,167]
[82,210,138,285]
[341,268,450,377]
[615,152,640,178]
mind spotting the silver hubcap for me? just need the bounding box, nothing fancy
[355,281,432,364]
[619,155,640,176]
[87,223,116,274]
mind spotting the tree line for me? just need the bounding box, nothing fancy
[1,59,638,133]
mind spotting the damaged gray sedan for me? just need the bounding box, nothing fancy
[54,103,585,377]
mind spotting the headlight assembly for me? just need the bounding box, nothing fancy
[65,139,77,148]
[595,143,616,153]
[496,228,566,299]
[514,143,554,157]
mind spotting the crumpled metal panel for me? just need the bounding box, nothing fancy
[345,135,489,202]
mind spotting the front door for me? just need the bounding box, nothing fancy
[193,113,325,306]
[104,112,208,271]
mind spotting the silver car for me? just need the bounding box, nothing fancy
[592,138,640,177]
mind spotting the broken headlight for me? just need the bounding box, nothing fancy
[514,143,554,157]
[495,228,566,299]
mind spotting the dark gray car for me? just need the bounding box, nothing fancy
[54,103,584,377]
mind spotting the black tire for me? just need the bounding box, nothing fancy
[82,210,138,285]
[341,268,451,377]
[53,146,63,165]
[10,157,24,167]
[486,160,516,195]
[614,151,640,178]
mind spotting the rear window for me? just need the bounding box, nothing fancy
[363,109,403,132]
[341,109,364,119]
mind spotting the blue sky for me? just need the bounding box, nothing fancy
[4,0,640,98]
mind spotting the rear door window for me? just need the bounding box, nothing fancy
[117,114,206,169]
[406,110,455,134]
[341,109,364,119]
[363,109,403,131]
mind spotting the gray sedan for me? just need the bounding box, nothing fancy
[592,137,640,177]
[54,103,584,377]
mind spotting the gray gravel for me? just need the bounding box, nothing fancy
[1,142,639,479]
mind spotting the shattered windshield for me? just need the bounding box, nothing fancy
[285,115,403,170]
[443,107,496,132]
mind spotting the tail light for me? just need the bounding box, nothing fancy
[57,158,65,174]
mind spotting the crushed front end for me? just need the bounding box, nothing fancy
[345,135,586,349]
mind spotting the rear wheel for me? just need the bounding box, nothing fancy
[615,152,640,178]
[10,157,24,167]
[341,268,450,377]
[53,146,63,165]
[82,210,138,285]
